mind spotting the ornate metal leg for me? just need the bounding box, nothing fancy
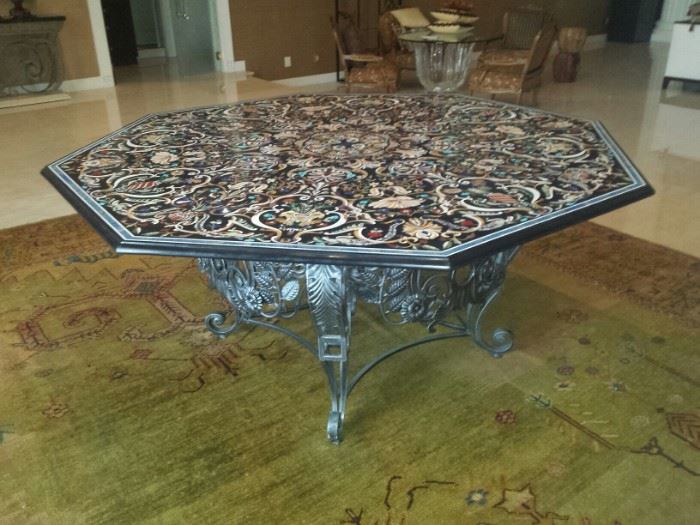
[198,252,520,443]
[305,264,353,443]
[464,247,520,358]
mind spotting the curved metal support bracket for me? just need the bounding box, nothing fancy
[466,289,513,357]
[306,264,352,443]
[463,246,519,357]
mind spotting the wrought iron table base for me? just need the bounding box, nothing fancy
[198,246,518,443]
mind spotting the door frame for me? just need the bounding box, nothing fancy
[87,0,244,88]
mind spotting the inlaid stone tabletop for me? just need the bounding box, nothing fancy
[42,94,652,270]
[42,94,653,442]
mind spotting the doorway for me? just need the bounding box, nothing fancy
[167,0,216,75]
[101,0,222,82]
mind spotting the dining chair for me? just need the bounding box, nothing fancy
[331,12,398,93]
[478,8,555,69]
[377,11,415,87]
[468,22,557,104]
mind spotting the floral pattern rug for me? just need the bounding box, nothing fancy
[0,215,698,524]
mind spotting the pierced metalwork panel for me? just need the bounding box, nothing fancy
[199,249,517,340]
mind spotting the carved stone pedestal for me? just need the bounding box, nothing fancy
[0,16,66,98]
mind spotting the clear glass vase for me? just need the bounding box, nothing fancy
[412,42,475,93]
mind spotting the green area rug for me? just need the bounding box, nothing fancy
[0,216,698,524]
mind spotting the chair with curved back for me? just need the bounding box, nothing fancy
[468,21,557,104]
[478,8,555,69]
[377,11,415,86]
[331,12,398,93]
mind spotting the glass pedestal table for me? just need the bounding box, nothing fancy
[399,29,500,92]
[42,94,653,443]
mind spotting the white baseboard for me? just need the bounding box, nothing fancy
[583,33,607,51]
[0,91,71,110]
[138,47,166,59]
[275,71,343,87]
[550,33,607,55]
[219,59,247,74]
[61,75,115,92]
[651,29,673,42]
[7,75,115,95]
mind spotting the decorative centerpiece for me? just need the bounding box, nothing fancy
[431,10,461,23]
[431,8,478,25]
[428,22,468,34]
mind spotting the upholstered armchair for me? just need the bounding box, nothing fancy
[387,7,430,30]
[331,12,398,93]
[377,11,415,86]
[478,9,556,69]
[468,22,557,104]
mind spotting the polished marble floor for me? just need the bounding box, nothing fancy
[1,43,698,257]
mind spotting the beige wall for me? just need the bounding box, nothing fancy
[552,0,610,35]
[5,0,101,80]
[3,0,608,83]
[230,0,609,81]
[229,0,336,81]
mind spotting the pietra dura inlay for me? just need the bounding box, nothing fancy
[43,94,652,268]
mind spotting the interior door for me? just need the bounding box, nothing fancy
[169,0,215,74]
[608,0,662,43]
[101,0,139,66]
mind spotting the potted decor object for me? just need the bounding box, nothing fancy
[553,27,587,82]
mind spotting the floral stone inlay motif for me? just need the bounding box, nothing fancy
[53,94,643,253]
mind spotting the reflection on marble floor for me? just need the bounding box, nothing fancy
[0,71,293,231]
[531,44,700,259]
[0,43,698,257]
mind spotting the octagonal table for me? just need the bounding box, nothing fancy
[42,94,653,443]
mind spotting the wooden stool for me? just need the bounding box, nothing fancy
[553,27,587,83]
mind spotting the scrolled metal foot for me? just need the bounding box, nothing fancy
[466,288,514,357]
[327,410,344,444]
[463,247,519,357]
[204,310,240,338]
[321,358,349,444]
[477,327,513,358]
